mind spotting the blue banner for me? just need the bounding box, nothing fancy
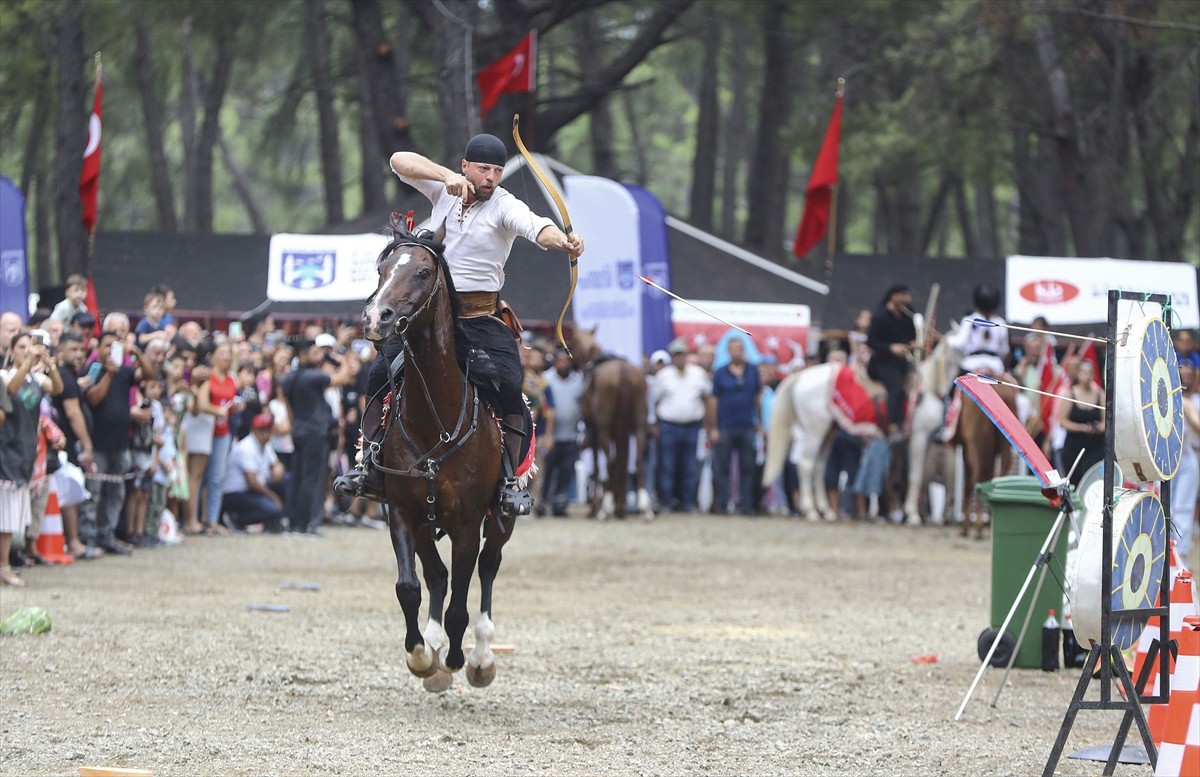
[0,176,29,319]
[624,185,674,357]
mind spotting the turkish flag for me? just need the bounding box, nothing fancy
[80,64,102,236]
[1037,339,1057,432]
[792,95,842,259]
[84,275,101,337]
[477,31,536,120]
[1078,340,1102,387]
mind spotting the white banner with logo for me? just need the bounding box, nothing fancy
[563,176,644,363]
[672,300,811,371]
[1006,256,1199,329]
[267,232,389,302]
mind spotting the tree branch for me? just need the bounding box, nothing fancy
[1038,6,1200,34]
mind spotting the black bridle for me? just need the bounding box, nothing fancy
[368,244,483,524]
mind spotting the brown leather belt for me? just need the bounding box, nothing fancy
[459,291,499,318]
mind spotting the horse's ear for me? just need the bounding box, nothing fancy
[588,325,598,335]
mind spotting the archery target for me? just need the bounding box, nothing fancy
[1071,491,1166,651]
[1115,314,1184,482]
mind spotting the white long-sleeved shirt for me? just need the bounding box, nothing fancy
[397,174,556,293]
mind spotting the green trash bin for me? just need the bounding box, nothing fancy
[976,475,1068,669]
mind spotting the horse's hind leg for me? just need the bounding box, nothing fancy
[389,515,437,679]
[467,526,509,688]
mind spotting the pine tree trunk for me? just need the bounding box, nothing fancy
[135,19,178,232]
[574,13,616,179]
[52,0,86,278]
[720,21,750,240]
[688,9,720,231]
[306,0,344,225]
[350,0,414,209]
[180,19,200,231]
[743,0,792,257]
[217,130,266,233]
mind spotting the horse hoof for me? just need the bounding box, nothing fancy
[466,658,496,688]
[407,645,438,678]
[423,669,453,693]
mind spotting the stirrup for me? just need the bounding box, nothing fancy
[497,477,533,518]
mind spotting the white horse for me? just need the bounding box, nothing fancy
[762,334,958,524]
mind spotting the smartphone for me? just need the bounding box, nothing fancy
[228,321,243,338]
[86,362,103,382]
[110,342,124,367]
[31,329,50,348]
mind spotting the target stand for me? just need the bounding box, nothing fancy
[1042,290,1183,777]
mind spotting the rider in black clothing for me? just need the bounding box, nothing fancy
[866,284,917,440]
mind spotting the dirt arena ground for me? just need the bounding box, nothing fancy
[2,511,1183,776]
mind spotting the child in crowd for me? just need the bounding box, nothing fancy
[135,291,168,348]
[125,375,165,546]
[50,275,89,326]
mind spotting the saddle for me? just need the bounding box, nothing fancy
[830,364,888,436]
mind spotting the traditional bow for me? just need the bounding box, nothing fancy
[513,114,577,356]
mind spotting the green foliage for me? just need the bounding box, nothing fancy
[0,0,1196,273]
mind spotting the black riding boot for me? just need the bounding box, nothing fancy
[333,396,388,502]
[497,413,533,518]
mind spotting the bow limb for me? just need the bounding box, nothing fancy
[513,114,576,356]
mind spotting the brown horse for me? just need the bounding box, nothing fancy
[571,328,653,520]
[361,229,511,692]
[952,376,1018,539]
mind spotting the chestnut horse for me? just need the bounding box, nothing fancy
[361,228,510,692]
[570,328,653,519]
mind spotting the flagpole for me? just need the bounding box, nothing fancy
[822,78,844,286]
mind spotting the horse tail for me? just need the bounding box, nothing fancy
[762,371,801,486]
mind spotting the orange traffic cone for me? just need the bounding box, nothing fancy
[1133,543,1190,696]
[34,486,74,565]
[1153,615,1200,776]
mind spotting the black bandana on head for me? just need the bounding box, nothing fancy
[463,134,507,167]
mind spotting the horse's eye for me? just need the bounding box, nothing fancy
[417,267,431,279]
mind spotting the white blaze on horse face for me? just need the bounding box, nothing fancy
[364,249,418,334]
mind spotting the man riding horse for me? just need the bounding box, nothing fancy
[334,134,585,517]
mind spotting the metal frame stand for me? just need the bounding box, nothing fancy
[1042,290,1175,777]
[954,497,1071,721]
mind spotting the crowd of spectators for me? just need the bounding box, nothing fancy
[0,279,382,587]
[3,276,1197,588]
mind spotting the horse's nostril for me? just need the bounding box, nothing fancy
[378,307,394,323]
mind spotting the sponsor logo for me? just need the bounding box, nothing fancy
[617,260,635,290]
[1,250,25,287]
[1019,279,1079,305]
[282,251,335,290]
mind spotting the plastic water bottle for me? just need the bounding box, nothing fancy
[1042,609,1061,672]
[1061,613,1082,668]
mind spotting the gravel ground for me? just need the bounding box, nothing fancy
[0,511,1174,776]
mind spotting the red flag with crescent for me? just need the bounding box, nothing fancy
[477,32,536,120]
[80,64,103,236]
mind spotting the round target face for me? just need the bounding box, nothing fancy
[1138,318,1184,480]
[1109,492,1166,650]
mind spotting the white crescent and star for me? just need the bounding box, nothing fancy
[83,113,101,159]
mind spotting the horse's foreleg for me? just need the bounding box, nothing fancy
[441,531,481,674]
[389,515,436,678]
[467,532,506,688]
[905,433,928,526]
[411,531,449,673]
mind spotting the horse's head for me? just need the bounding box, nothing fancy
[362,232,451,342]
[570,325,601,370]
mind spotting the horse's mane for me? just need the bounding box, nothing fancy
[377,221,462,321]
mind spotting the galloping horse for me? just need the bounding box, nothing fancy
[361,228,511,692]
[570,328,653,520]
